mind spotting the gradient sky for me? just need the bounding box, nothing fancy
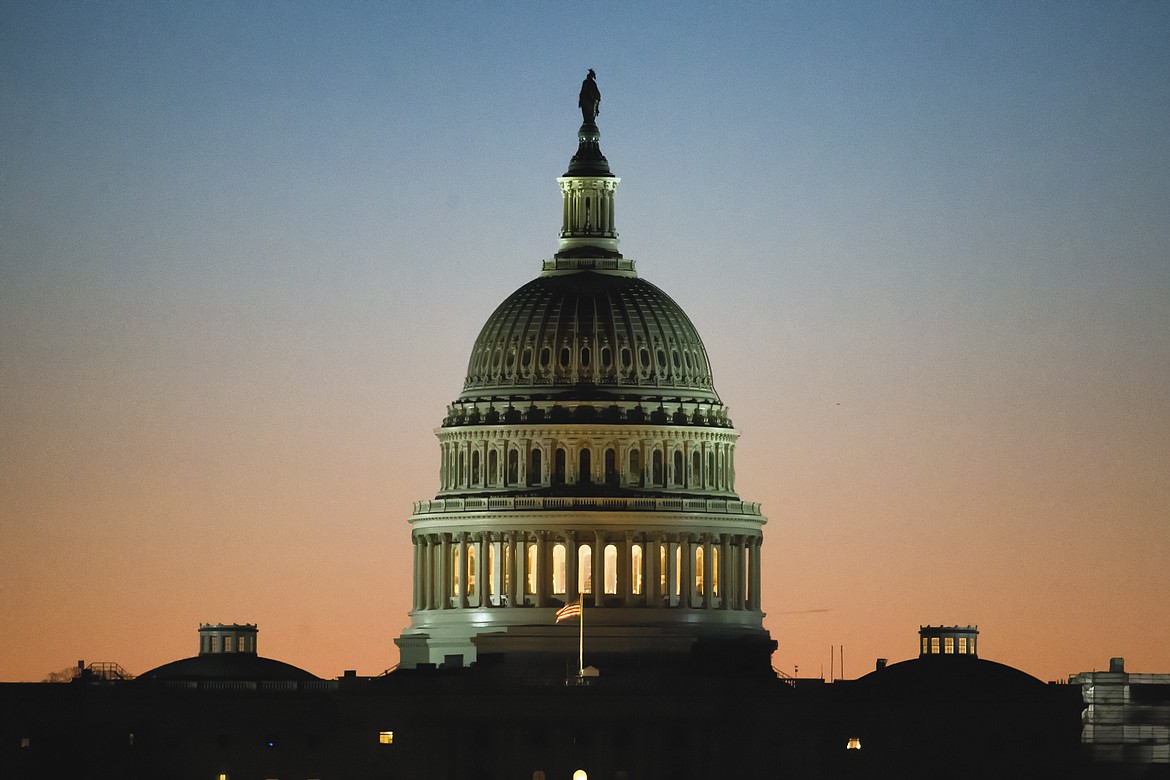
[2,2,1167,683]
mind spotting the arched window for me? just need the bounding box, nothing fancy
[660,545,668,596]
[673,450,684,486]
[692,451,701,485]
[486,543,495,599]
[652,449,664,486]
[604,448,617,485]
[601,347,611,367]
[674,545,681,599]
[552,544,566,595]
[488,449,498,485]
[471,451,481,486]
[540,347,551,369]
[628,448,641,486]
[458,451,465,487]
[530,448,542,486]
[707,452,715,487]
[604,544,618,594]
[695,545,704,595]
[712,546,719,597]
[526,543,537,595]
[507,449,519,485]
[578,544,592,594]
[452,546,460,598]
[466,545,476,597]
[631,544,643,595]
[554,448,566,484]
[559,347,571,368]
[501,544,510,600]
[578,448,591,484]
[580,347,590,367]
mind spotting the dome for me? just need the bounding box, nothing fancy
[137,654,318,683]
[459,271,719,404]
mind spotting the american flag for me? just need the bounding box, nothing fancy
[555,599,583,622]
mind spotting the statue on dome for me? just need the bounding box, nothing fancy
[579,69,601,124]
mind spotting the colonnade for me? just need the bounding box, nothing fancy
[411,529,762,615]
[440,436,735,494]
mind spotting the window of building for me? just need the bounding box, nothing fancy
[471,451,480,485]
[846,737,862,750]
[486,543,495,597]
[712,546,719,596]
[695,546,704,593]
[553,544,566,594]
[660,545,668,595]
[526,544,537,595]
[452,546,460,596]
[533,772,546,780]
[20,737,30,748]
[378,731,394,745]
[560,347,571,368]
[944,637,954,654]
[673,450,683,486]
[529,448,541,486]
[628,448,641,486]
[554,448,566,484]
[931,637,940,654]
[692,452,701,485]
[580,347,590,367]
[958,637,968,654]
[604,448,617,485]
[674,546,682,598]
[488,449,498,484]
[466,546,477,597]
[604,544,618,594]
[922,638,929,655]
[578,448,591,484]
[652,449,663,485]
[578,544,591,594]
[573,771,589,780]
[631,544,643,595]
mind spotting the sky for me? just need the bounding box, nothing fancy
[2,1,1167,683]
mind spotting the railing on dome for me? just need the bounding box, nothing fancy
[413,496,763,516]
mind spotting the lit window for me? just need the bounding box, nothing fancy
[695,546,704,592]
[958,637,968,654]
[553,544,567,594]
[930,637,940,654]
[922,638,929,655]
[577,544,590,594]
[379,730,394,745]
[533,772,546,780]
[573,771,589,780]
[526,544,537,594]
[466,546,476,596]
[604,544,617,594]
[944,637,954,654]
[712,546,719,596]
[20,737,30,748]
[846,737,862,750]
[631,544,643,595]
[218,774,229,780]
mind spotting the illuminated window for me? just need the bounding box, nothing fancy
[533,772,546,780]
[577,544,591,594]
[218,774,229,780]
[502,544,511,596]
[526,544,537,594]
[379,730,394,745]
[631,544,643,595]
[573,771,588,780]
[712,546,719,596]
[466,545,476,596]
[20,737,30,748]
[486,543,495,597]
[944,637,954,654]
[958,637,968,654]
[674,546,681,597]
[553,544,566,594]
[452,546,460,596]
[695,546,704,592]
[846,737,862,750]
[659,545,667,594]
[930,637,940,654]
[604,544,617,594]
[922,638,929,655]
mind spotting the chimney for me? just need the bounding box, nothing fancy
[876,658,888,671]
[1109,657,1125,673]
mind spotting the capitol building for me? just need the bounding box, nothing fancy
[396,75,772,672]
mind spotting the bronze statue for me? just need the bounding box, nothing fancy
[579,69,600,124]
